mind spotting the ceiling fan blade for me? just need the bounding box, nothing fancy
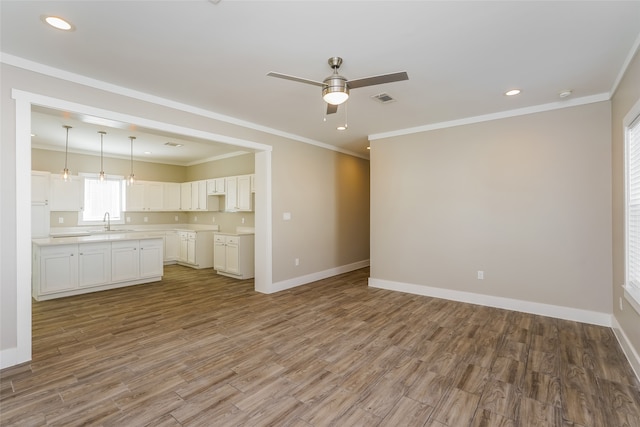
[346,71,409,89]
[266,72,326,87]
[326,103,338,115]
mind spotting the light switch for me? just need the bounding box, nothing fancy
[283,212,291,221]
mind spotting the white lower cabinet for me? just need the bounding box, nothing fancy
[35,244,78,295]
[111,240,140,282]
[177,230,214,269]
[32,238,163,301]
[140,239,164,278]
[78,243,111,288]
[213,233,254,279]
[164,231,180,263]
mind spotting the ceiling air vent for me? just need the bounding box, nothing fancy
[371,93,396,104]
[164,142,183,147]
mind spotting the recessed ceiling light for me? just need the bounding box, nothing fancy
[144,151,152,155]
[44,16,73,31]
[367,146,371,150]
[505,89,521,96]
[337,125,347,131]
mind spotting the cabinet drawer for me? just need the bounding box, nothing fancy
[226,236,239,245]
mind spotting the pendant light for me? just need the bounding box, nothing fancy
[127,136,136,185]
[98,131,106,181]
[62,125,72,181]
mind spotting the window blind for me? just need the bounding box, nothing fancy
[629,115,640,288]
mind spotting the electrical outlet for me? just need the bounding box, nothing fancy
[126,216,131,223]
[241,217,245,224]
[620,297,624,311]
[194,216,198,222]
[174,215,179,222]
[295,258,300,266]
[143,216,148,223]
[477,271,484,280]
[212,217,216,223]
[58,217,64,224]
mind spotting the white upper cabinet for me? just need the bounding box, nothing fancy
[206,178,226,195]
[125,180,164,211]
[224,175,253,212]
[163,183,181,211]
[180,182,192,210]
[50,175,83,211]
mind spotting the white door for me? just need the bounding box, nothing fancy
[225,242,240,274]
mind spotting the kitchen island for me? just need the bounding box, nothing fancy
[32,232,165,301]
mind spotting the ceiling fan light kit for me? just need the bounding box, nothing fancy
[268,56,408,117]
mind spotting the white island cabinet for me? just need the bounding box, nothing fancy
[177,230,214,269]
[32,235,164,301]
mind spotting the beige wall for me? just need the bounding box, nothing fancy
[32,148,187,182]
[187,152,254,181]
[612,49,640,366]
[1,62,371,362]
[371,102,612,314]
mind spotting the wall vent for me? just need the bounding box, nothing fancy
[371,93,396,104]
[164,142,183,147]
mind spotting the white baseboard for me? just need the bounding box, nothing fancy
[611,316,640,383]
[368,277,612,327]
[269,260,370,294]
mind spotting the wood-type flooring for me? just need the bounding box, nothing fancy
[1,265,640,426]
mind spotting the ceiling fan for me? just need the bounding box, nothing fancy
[267,57,409,115]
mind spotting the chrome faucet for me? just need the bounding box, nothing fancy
[103,212,111,231]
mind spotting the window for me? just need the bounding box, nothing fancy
[78,174,125,226]
[625,110,640,313]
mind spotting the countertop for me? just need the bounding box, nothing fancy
[33,231,167,246]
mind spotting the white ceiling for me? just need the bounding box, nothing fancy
[2,1,640,161]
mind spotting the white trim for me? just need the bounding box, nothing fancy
[368,277,612,327]
[610,32,640,98]
[14,94,32,367]
[9,89,273,369]
[369,93,609,141]
[624,286,640,316]
[1,53,368,160]
[269,260,370,294]
[611,316,640,383]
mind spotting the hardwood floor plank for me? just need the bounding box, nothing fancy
[1,265,638,425]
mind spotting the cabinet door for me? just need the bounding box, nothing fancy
[32,171,50,203]
[179,233,189,262]
[163,183,181,211]
[213,235,226,270]
[181,182,192,210]
[125,181,145,211]
[78,243,111,288]
[164,231,180,261]
[145,182,164,211]
[225,242,240,274]
[225,177,238,211]
[197,181,207,210]
[237,175,252,211]
[39,245,78,294]
[207,178,225,195]
[187,234,197,265]
[111,241,139,282]
[50,175,83,211]
[140,239,163,278]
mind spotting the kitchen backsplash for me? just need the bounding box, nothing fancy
[50,211,254,233]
